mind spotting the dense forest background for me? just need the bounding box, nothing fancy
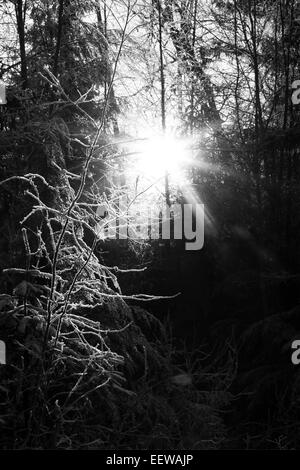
[0,0,300,450]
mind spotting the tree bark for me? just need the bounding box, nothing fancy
[14,0,28,89]
[53,0,65,77]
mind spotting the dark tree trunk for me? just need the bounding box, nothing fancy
[53,0,65,77]
[15,0,28,89]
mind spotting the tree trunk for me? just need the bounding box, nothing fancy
[15,0,27,89]
[53,0,65,77]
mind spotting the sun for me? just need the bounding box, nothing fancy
[131,135,191,183]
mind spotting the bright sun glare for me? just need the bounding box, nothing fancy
[132,135,190,183]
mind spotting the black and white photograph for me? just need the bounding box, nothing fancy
[0,0,300,454]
